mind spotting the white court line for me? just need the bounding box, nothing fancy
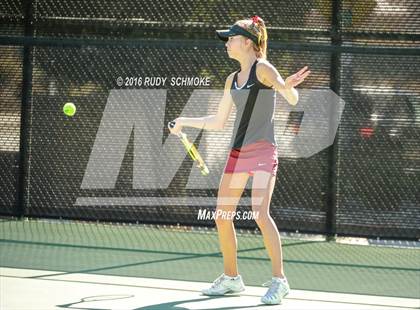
[1,267,419,310]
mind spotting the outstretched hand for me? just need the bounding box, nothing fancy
[285,66,311,88]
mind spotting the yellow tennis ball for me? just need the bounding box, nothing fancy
[63,102,76,116]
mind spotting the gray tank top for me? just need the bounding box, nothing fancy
[229,59,277,150]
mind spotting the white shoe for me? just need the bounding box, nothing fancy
[202,273,245,296]
[261,277,290,304]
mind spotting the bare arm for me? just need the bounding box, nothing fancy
[257,61,310,106]
[169,73,235,134]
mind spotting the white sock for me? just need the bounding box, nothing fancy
[273,276,287,283]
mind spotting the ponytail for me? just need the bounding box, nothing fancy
[235,15,268,59]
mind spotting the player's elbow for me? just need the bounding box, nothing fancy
[288,98,298,106]
[216,121,225,131]
[212,116,226,131]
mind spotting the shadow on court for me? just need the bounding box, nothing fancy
[56,295,264,310]
[133,295,264,310]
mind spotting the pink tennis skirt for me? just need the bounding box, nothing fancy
[224,139,278,176]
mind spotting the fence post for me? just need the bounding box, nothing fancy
[17,0,34,218]
[326,0,342,239]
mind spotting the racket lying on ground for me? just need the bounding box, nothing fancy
[168,121,209,176]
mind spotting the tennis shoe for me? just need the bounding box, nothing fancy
[202,273,245,296]
[261,277,290,304]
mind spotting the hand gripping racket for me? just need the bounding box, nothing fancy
[168,121,209,176]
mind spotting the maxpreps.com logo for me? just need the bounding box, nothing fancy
[197,209,260,221]
[75,88,344,207]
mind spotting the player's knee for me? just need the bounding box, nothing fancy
[214,207,234,226]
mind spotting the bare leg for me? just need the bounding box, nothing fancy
[251,171,284,278]
[215,172,249,277]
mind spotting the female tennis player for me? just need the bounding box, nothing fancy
[169,16,310,305]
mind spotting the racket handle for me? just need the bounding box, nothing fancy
[168,121,184,139]
[168,121,176,129]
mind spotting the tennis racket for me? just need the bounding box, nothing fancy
[168,121,209,176]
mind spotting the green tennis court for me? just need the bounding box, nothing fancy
[1,218,419,309]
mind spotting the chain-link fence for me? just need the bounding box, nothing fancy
[1,0,419,239]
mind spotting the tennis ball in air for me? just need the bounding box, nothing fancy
[63,102,76,116]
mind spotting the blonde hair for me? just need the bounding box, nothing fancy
[235,16,268,59]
